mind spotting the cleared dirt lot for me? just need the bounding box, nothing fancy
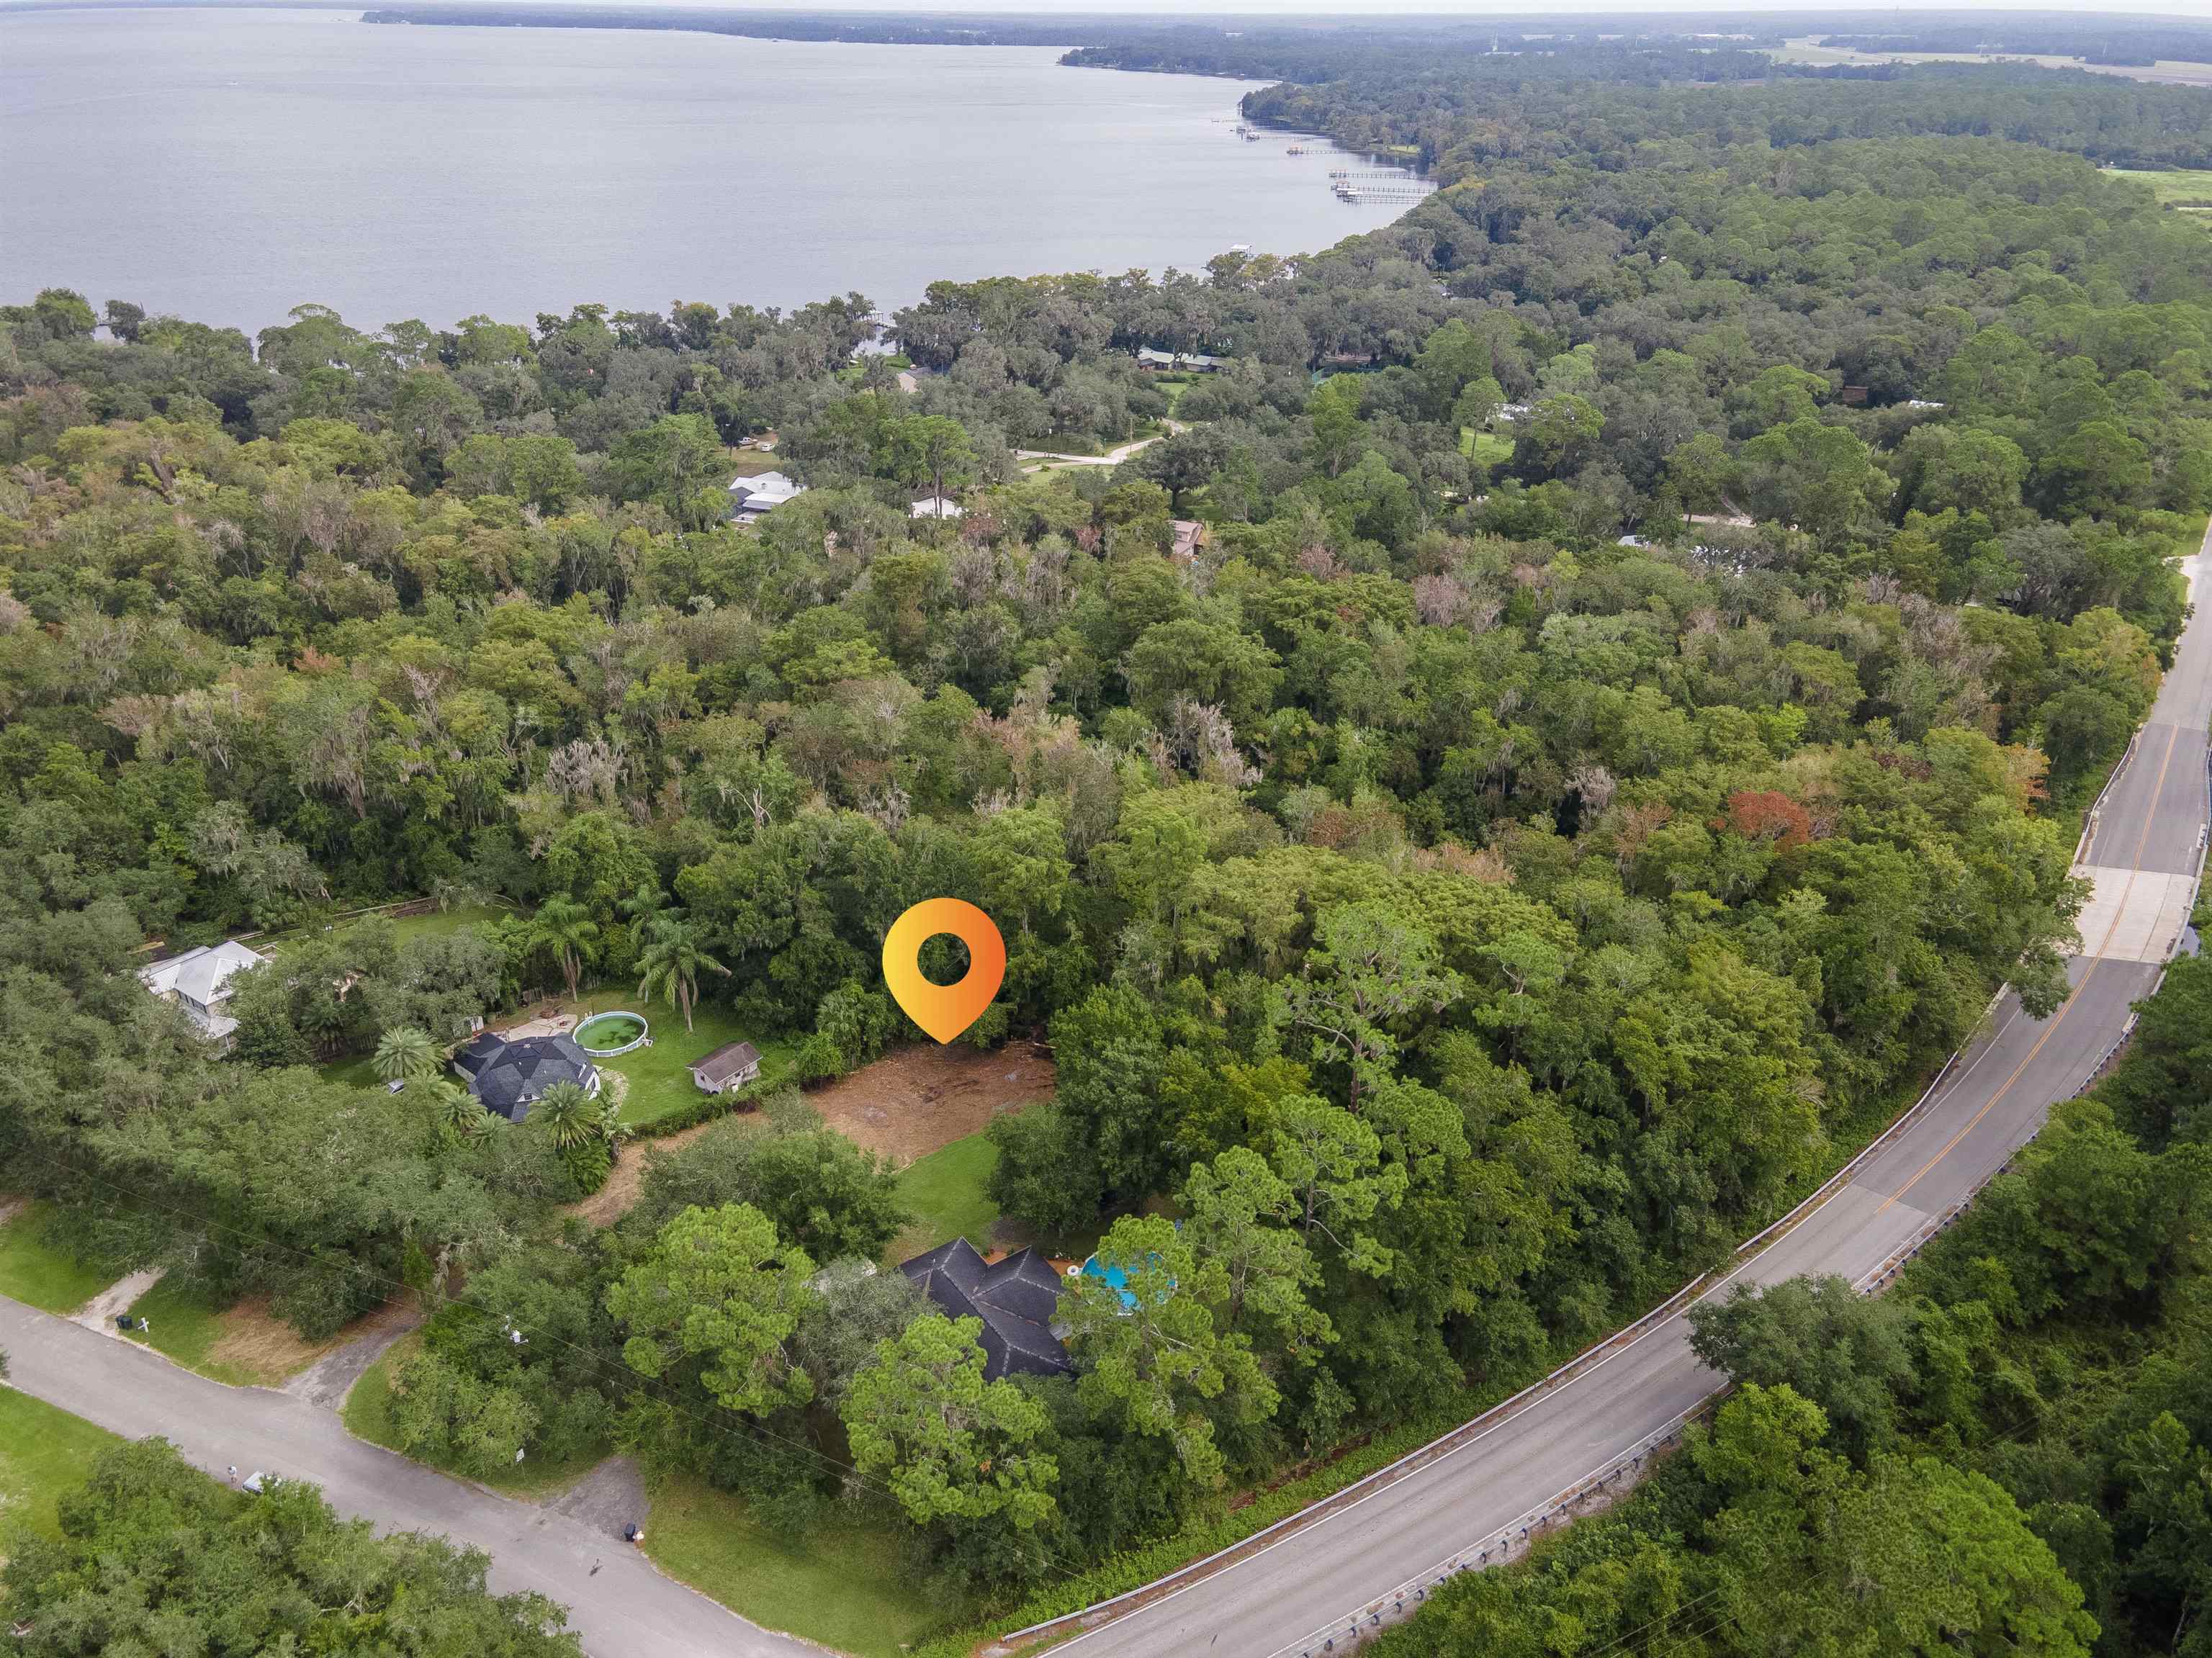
[809,1040,1056,1163]
[572,1040,1057,1226]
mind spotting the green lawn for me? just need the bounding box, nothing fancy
[342,1330,600,1497]
[261,901,512,960]
[320,1053,384,1090]
[1460,428,1514,464]
[563,990,797,1129]
[724,449,785,478]
[117,1277,300,1387]
[121,1275,248,1383]
[645,1472,950,1658]
[890,1129,1000,1263]
[2112,167,2212,208]
[0,1389,127,1538]
[0,1201,114,1313]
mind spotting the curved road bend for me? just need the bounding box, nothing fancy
[0,1299,814,1658]
[1059,539,2212,1658]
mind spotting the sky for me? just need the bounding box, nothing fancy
[559,1,2212,15]
[7,0,2211,20]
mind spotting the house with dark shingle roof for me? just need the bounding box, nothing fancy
[899,1238,1071,1380]
[451,1030,600,1123]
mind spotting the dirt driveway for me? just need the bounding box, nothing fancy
[570,1041,1057,1227]
[805,1041,1056,1164]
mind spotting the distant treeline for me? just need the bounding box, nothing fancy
[359,6,1089,44]
[1820,20,2212,66]
[1064,35,1786,86]
[1231,58,2212,173]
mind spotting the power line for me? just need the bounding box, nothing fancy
[22,1140,1089,1569]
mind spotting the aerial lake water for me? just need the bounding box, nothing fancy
[1,7,1413,334]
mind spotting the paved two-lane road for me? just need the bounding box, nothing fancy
[0,1297,809,1658]
[1057,539,2212,1658]
[5,541,2206,1658]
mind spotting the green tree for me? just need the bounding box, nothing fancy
[607,413,725,509]
[427,1077,487,1145]
[1180,1146,1331,1358]
[533,1079,601,1152]
[373,1024,441,1086]
[1266,1094,1404,1276]
[634,913,729,1032]
[842,1313,1058,1555]
[607,1202,816,1417]
[1740,417,1890,546]
[1063,1215,1274,1490]
[0,1438,580,1654]
[1689,1275,1919,1464]
[886,413,976,503]
[1270,902,1461,1111]
[529,895,600,1001]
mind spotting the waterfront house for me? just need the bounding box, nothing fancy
[1136,347,1224,374]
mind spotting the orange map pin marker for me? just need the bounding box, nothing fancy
[882,898,1006,1044]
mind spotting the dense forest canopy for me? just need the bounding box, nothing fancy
[1385,950,2212,1658]
[1,32,2207,1641]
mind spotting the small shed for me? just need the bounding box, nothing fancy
[910,495,965,521]
[690,1040,762,1095]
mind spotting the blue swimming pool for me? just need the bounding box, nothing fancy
[1078,1254,1136,1310]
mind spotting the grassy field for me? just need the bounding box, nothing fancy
[118,1279,335,1387]
[262,901,512,959]
[2112,168,2212,210]
[119,1276,256,1384]
[0,1201,113,1313]
[561,990,798,1129]
[1153,373,1196,418]
[889,1129,1000,1263]
[644,1472,949,1658]
[0,1389,127,1538]
[342,1330,601,1497]
[1461,428,1514,465]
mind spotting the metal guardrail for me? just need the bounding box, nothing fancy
[1262,1417,1699,1658]
[1256,710,2212,1658]
[1005,708,2208,1658]
[1266,995,2158,1658]
[1002,1016,2001,1654]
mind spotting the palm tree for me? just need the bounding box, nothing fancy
[619,881,666,930]
[534,1079,598,1150]
[426,1078,485,1145]
[374,1025,440,1086]
[529,896,600,1003]
[635,914,729,1033]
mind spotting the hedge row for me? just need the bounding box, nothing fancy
[624,1057,797,1140]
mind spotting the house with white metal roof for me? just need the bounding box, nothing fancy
[138,940,270,1048]
[727,470,806,523]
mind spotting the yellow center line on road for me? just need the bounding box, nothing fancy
[1878,720,2180,1215]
